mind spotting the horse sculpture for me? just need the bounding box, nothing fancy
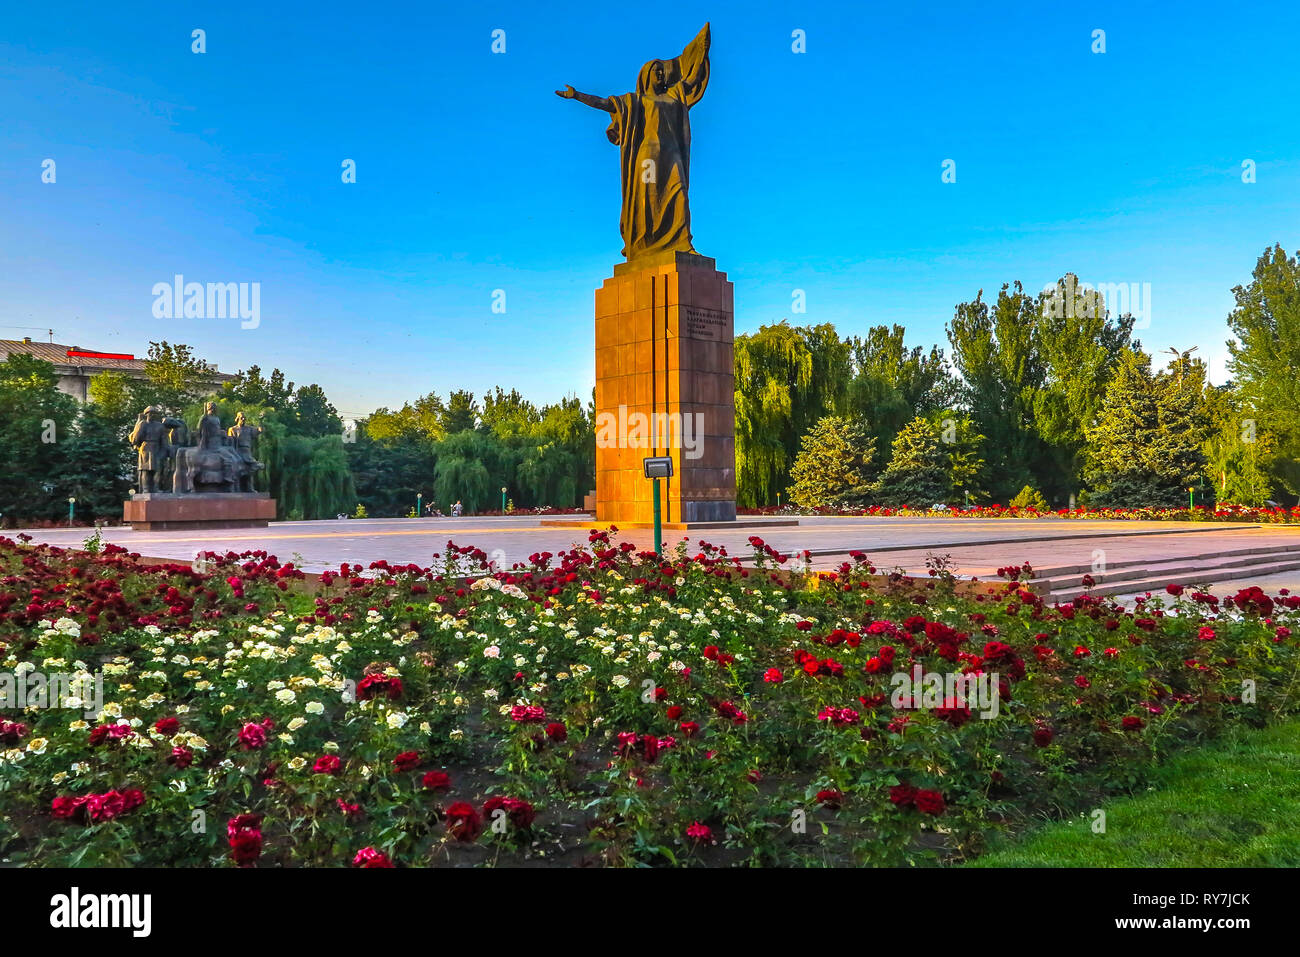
[167,404,266,494]
[171,443,256,493]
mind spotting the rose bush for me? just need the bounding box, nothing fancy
[1,531,1297,866]
[741,503,1300,523]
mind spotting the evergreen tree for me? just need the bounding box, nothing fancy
[0,353,77,524]
[927,410,988,504]
[1084,349,1209,507]
[872,416,951,507]
[786,416,876,508]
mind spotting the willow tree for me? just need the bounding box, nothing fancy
[254,419,355,520]
[434,430,501,513]
[734,321,849,507]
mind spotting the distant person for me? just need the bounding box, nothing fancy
[452,500,463,517]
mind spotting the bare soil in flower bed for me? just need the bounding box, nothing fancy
[1,531,1297,867]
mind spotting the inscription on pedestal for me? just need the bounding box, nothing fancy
[683,306,726,340]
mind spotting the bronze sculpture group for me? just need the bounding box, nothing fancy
[129,403,264,494]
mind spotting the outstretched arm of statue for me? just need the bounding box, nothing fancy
[555,85,613,113]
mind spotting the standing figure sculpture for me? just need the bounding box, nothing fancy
[128,406,172,493]
[227,411,265,492]
[196,401,224,451]
[556,23,710,260]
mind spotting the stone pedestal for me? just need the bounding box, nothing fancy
[594,251,736,524]
[123,492,276,530]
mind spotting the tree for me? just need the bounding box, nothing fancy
[441,390,480,435]
[288,383,342,438]
[1008,485,1049,510]
[434,430,503,512]
[786,416,876,508]
[86,371,138,439]
[346,423,437,517]
[0,354,78,524]
[482,387,540,437]
[846,324,955,453]
[59,407,131,520]
[927,410,988,504]
[734,321,850,507]
[366,392,446,444]
[222,365,294,409]
[136,341,219,413]
[1033,274,1136,503]
[1084,349,1210,507]
[872,416,950,507]
[946,283,1045,502]
[1227,244,1300,500]
[1202,384,1273,506]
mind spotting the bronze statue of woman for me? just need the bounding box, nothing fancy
[556,23,710,261]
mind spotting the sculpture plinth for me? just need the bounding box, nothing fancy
[594,251,736,524]
[123,492,276,531]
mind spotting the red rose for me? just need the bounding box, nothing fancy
[889,784,917,807]
[686,821,713,842]
[353,846,394,868]
[815,789,843,809]
[544,722,567,742]
[313,754,342,775]
[914,789,945,815]
[153,717,180,737]
[422,770,451,791]
[392,750,421,772]
[51,795,82,819]
[237,722,268,750]
[483,795,536,830]
[665,705,683,720]
[228,818,263,866]
[168,745,194,769]
[445,802,482,842]
[1122,716,1145,731]
[1033,726,1054,747]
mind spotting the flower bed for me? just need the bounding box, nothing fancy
[740,503,1300,523]
[1,532,1297,867]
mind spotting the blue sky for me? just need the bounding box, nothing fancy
[2,1,1298,418]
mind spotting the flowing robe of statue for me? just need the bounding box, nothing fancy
[560,24,709,260]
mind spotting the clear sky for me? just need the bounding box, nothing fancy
[3,1,1297,418]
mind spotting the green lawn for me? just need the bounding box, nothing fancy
[972,719,1300,867]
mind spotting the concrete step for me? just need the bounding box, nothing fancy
[1027,542,1300,580]
[1034,549,1300,591]
[1049,558,1300,602]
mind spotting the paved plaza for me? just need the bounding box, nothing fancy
[18,515,1300,601]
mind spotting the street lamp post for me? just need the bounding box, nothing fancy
[67,496,76,527]
[501,487,507,513]
[643,457,673,556]
[417,492,422,517]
